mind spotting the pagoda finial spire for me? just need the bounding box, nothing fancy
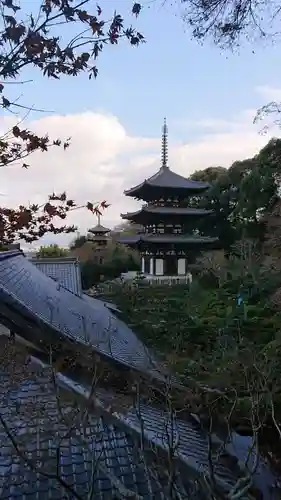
[161,117,168,169]
[97,212,101,225]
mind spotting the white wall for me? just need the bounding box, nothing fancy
[155,259,164,275]
[177,258,186,275]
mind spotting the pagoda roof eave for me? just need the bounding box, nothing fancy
[88,235,110,241]
[124,167,211,198]
[121,206,213,220]
[88,223,110,234]
[119,234,218,245]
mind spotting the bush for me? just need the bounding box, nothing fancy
[81,254,139,289]
[100,275,281,426]
[36,244,69,258]
[101,278,280,356]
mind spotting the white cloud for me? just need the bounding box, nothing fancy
[0,107,279,249]
[256,85,281,102]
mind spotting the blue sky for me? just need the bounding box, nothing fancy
[2,0,281,245]
[8,0,281,139]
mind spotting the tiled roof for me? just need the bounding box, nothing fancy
[124,167,211,198]
[0,250,163,380]
[88,223,110,234]
[31,257,82,296]
[0,252,276,500]
[121,206,213,220]
[0,347,193,500]
[31,258,119,313]
[119,234,218,245]
[82,293,121,314]
[0,341,257,499]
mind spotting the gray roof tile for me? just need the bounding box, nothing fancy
[31,257,82,297]
[0,251,274,500]
[119,234,218,245]
[0,251,163,380]
[0,348,257,500]
[88,223,110,234]
[124,167,211,197]
[121,206,213,220]
[0,356,193,500]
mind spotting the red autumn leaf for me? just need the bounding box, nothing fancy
[93,206,102,216]
[87,202,94,211]
[2,96,10,107]
[12,125,20,137]
[43,203,58,216]
[100,200,110,209]
[66,199,75,207]
[132,3,141,17]
[0,0,138,245]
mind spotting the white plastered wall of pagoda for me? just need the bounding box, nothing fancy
[141,253,192,284]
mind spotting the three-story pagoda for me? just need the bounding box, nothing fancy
[87,213,110,248]
[119,120,217,280]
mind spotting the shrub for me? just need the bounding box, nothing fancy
[81,254,139,289]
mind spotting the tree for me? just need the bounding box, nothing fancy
[0,0,143,245]
[262,197,281,268]
[110,221,142,241]
[174,0,281,127]
[190,139,281,251]
[180,0,281,49]
[80,240,140,288]
[190,164,242,251]
[36,243,69,258]
[69,235,87,250]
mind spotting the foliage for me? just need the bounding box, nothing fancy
[0,0,143,245]
[101,252,281,428]
[1,193,109,245]
[69,235,87,250]
[180,0,281,49]
[190,138,281,251]
[110,221,142,241]
[36,243,69,258]
[176,0,281,128]
[81,244,140,288]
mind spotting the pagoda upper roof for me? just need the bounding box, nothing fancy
[88,223,110,234]
[124,166,211,198]
[121,205,213,220]
[119,233,218,245]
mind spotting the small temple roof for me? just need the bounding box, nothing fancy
[88,223,110,234]
[88,213,110,234]
[119,234,218,245]
[121,206,213,220]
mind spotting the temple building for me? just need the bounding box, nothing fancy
[87,216,110,264]
[119,120,218,282]
[87,215,110,248]
[70,215,111,264]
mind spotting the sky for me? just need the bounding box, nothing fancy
[1,0,281,248]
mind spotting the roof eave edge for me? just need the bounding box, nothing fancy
[124,180,148,197]
[0,249,23,261]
